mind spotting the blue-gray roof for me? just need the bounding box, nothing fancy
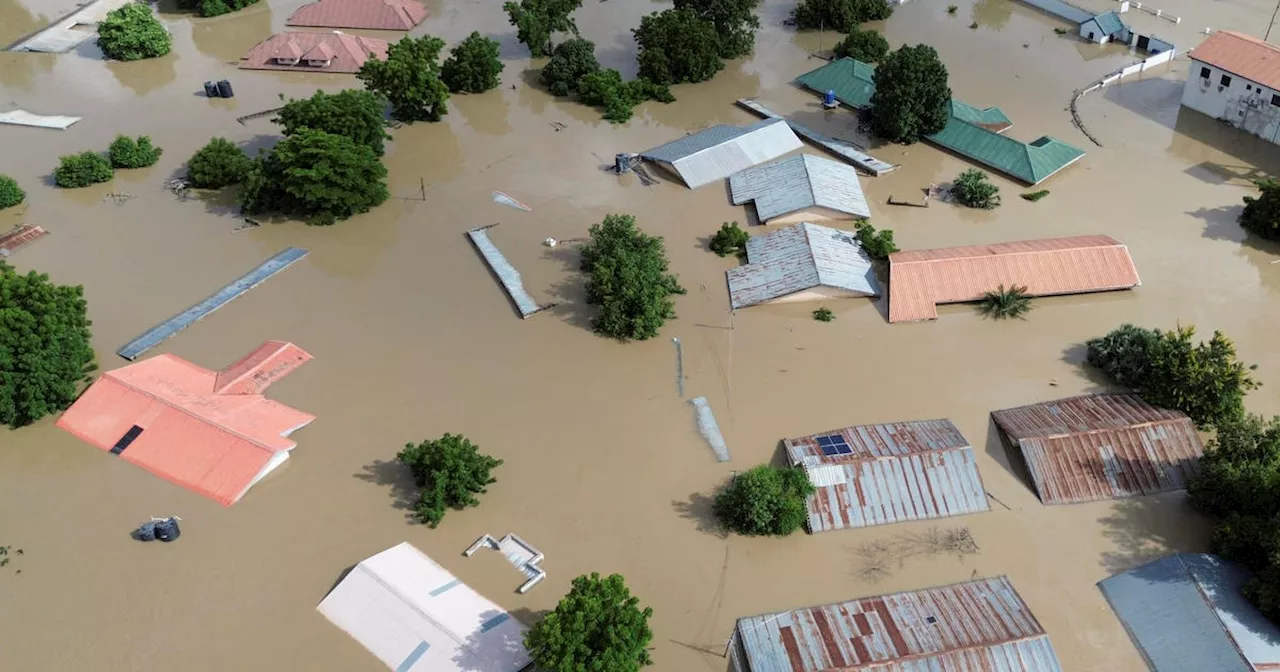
[639,119,803,189]
[726,222,879,309]
[729,154,871,222]
[1099,554,1280,672]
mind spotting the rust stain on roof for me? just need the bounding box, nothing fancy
[887,235,1140,323]
[991,393,1205,505]
[286,0,427,31]
[240,32,389,74]
[1190,31,1280,92]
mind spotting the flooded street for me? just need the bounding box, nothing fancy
[2,0,1279,669]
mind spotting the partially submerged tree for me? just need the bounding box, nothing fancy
[1240,178,1280,241]
[357,35,450,123]
[853,221,897,260]
[541,38,600,97]
[108,135,163,169]
[950,169,1001,209]
[0,176,24,209]
[634,9,724,85]
[275,89,390,156]
[580,214,686,341]
[97,3,171,61]
[525,573,654,671]
[709,221,750,258]
[979,284,1032,320]
[239,128,389,226]
[576,69,674,123]
[441,32,505,94]
[503,0,583,58]
[396,433,503,527]
[833,27,889,63]
[673,0,761,59]
[54,152,113,189]
[812,307,835,322]
[869,44,950,143]
[713,464,814,536]
[176,0,261,17]
[792,0,893,32]
[186,138,252,189]
[0,262,97,429]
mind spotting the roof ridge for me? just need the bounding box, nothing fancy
[354,554,472,650]
[896,238,1125,262]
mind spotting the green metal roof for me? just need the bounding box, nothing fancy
[794,58,876,108]
[948,100,1012,130]
[1090,11,1126,35]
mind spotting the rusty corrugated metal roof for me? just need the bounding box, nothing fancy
[734,576,1064,671]
[1190,31,1280,92]
[287,0,427,30]
[784,419,989,532]
[887,235,1140,323]
[240,32,389,74]
[991,394,1205,505]
[727,222,879,309]
[0,224,48,256]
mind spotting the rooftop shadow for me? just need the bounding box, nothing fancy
[354,458,419,523]
[672,490,729,539]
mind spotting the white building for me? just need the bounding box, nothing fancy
[1181,31,1280,146]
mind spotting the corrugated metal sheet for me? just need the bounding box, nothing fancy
[1191,31,1280,91]
[0,224,48,255]
[735,576,1063,672]
[785,419,989,532]
[727,222,879,309]
[729,154,870,223]
[1092,11,1126,35]
[734,99,899,175]
[318,542,532,672]
[240,32,389,73]
[691,396,730,462]
[640,119,803,189]
[467,225,544,318]
[991,394,1204,504]
[1099,554,1280,672]
[887,235,1140,323]
[287,0,427,30]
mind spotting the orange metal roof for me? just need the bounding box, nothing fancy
[887,235,1140,323]
[240,32,388,74]
[56,342,315,506]
[1190,31,1280,92]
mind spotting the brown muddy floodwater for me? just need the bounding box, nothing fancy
[2,0,1280,669]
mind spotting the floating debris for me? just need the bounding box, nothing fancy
[691,396,730,462]
[464,533,547,593]
[0,109,82,130]
[163,178,191,199]
[0,225,48,257]
[673,338,685,397]
[543,237,558,247]
[466,224,551,319]
[133,516,182,543]
[492,190,532,212]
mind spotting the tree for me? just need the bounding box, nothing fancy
[54,152,113,188]
[396,433,502,527]
[239,128,389,226]
[951,169,1001,209]
[97,3,171,61]
[577,70,674,123]
[709,221,749,258]
[524,573,654,671]
[833,27,889,62]
[1241,178,1280,241]
[275,89,390,156]
[0,262,97,429]
[1085,324,1260,428]
[357,35,450,123]
[853,221,897,260]
[634,9,725,85]
[541,38,599,97]
[673,0,761,59]
[979,284,1032,319]
[0,176,23,209]
[503,0,583,58]
[186,138,251,189]
[792,0,893,32]
[579,214,686,341]
[812,307,835,322]
[869,44,950,143]
[441,32,505,94]
[713,464,814,536]
[108,135,163,169]
[176,0,261,17]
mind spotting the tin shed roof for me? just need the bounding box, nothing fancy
[784,418,989,532]
[991,393,1204,504]
[726,222,880,309]
[887,235,1141,323]
[734,576,1063,672]
[1099,554,1280,672]
[287,0,427,30]
[1190,31,1280,91]
[640,118,803,189]
[1088,11,1126,35]
[729,154,871,222]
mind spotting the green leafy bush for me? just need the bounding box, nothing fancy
[239,128,389,225]
[577,69,673,123]
[792,0,892,32]
[812,307,835,322]
[833,27,889,62]
[979,284,1032,319]
[1241,178,1280,240]
[951,169,1001,209]
[441,32,505,93]
[357,35,450,122]
[1021,189,1050,202]
[54,152,113,188]
[0,176,24,209]
[713,464,815,536]
[503,0,583,57]
[524,573,653,671]
[673,0,761,59]
[97,3,171,61]
[108,135,163,169]
[853,221,897,260]
[176,0,261,17]
[709,221,749,257]
[634,9,724,85]
[396,433,502,527]
[186,138,251,189]
[276,89,390,156]
[541,38,599,96]
[580,214,686,341]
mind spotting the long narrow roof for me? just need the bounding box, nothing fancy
[639,119,803,189]
[784,419,989,532]
[726,222,879,309]
[991,393,1204,504]
[887,235,1141,323]
[1189,30,1280,91]
[240,32,389,74]
[734,576,1063,671]
[287,0,427,30]
[729,154,870,222]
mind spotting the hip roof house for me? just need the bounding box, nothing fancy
[56,341,315,506]
[287,0,427,30]
[639,118,802,189]
[729,154,870,224]
[240,32,388,74]
[726,222,879,309]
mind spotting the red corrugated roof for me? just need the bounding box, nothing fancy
[56,342,315,506]
[240,32,389,74]
[887,235,1140,323]
[1190,31,1280,92]
[286,0,427,31]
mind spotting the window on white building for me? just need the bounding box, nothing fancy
[1200,66,1210,79]
[1221,74,1233,87]
[1272,94,1280,107]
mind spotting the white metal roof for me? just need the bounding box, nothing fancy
[640,119,803,189]
[317,542,532,672]
[726,222,880,309]
[729,154,871,222]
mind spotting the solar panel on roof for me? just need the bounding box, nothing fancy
[816,433,852,456]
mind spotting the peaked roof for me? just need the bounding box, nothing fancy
[640,119,803,188]
[1088,11,1126,35]
[1190,31,1280,91]
[287,0,427,30]
[240,32,389,74]
[729,154,870,222]
[727,222,880,309]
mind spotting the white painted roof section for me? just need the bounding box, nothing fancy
[0,110,82,130]
[317,542,532,672]
[729,154,871,222]
[640,119,803,189]
[726,222,880,308]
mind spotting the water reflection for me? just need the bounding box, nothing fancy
[972,0,1013,31]
[454,89,513,137]
[107,53,179,97]
[185,2,273,64]
[0,0,54,88]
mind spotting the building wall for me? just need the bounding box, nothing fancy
[765,286,862,305]
[1182,58,1280,145]
[1079,19,1109,44]
[767,206,860,226]
[1017,0,1093,24]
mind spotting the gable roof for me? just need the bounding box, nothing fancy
[729,154,870,222]
[240,32,389,74]
[887,235,1141,322]
[640,119,803,189]
[286,0,427,30]
[1190,31,1280,91]
[1088,11,1126,35]
[794,57,878,108]
[726,222,879,309]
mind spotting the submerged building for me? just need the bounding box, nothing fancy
[729,154,870,225]
[726,222,879,309]
[240,32,389,74]
[1182,30,1280,146]
[286,0,427,30]
[639,118,802,189]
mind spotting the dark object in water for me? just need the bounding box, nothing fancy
[133,517,182,542]
[615,153,633,174]
[217,80,234,98]
[204,81,220,98]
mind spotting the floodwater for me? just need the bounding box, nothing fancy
[2,0,1279,669]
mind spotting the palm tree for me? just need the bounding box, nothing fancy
[979,284,1032,319]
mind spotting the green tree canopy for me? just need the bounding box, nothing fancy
[524,573,654,671]
[276,89,390,156]
[1241,178,1280,241]
[950,169,1000,209]
[186,138,251,189]
[54,152,113,189]
[357,35,450,123]
[869,44,951,143]
[853,221,897,260]
[580,214,686,341]
[0,262,97,429]
[503,0,583,58]
[577,70,674,123]
[833,27,889,62]
[1085,324,1260,428]
[673,0,761,59]
[239,128,389,226]
[176,0,260,17]
[0,176,24,209]
[441,32,505,94]
[634,9,725,85]
[792,0,892,32]
[713,464,814,536]
[541,38,600,97]
[709,221,749,258]
[97,3,171,61]
[108,135,163,169]
[396,433,503,527]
